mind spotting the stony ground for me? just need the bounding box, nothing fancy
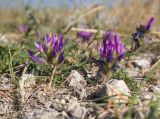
[0,35,160,119]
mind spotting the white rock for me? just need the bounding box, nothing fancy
[134,59,150,69]
[140,92,153,100]
[20,74,35,89]
[108,79,131,96]
[67,70,87,90]
[35,110,62,119]
[107,79,131,102]
[125,69,139,77]
[130,53,155,62]
[67,102,88,119]
[21,74,35,81]
[20,74,36,103]
[149,86,160,94]
[153,86,160,93]
[44,101,52,108]
[60,99,66,105]
[67,70,87,99]
[20,74,35,88]
[0,34,8,43]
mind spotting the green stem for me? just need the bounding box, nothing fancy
[49,66,57,88]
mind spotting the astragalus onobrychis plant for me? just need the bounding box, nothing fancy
[77,31,93,41]
[76,31,93,52]
[77,31,93,54]
[28,32,64,86]
[98,32,124,81]
[131,17,154,50]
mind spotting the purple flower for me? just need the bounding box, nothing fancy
[51,34,63,57]
[99,32,124,64]
[28,50,45,64]
[106,48,113,63]
[131,17,154,50]
[34,42,44,52]
[28,32,64,64]
[99,44,104,57]
[52,34,56,46]
[103,32,109,41]
[117,44,124,61]
[34,31,44,52]
[77,31,93,41]
[108,32,114,49]
[58,52,64,63]
[19,24,28,33]
[58,35,63,51]
[145,17,154,30]
[114,34,123,57]
[45,34,52,48]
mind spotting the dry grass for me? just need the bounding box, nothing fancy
[0,0,159,34]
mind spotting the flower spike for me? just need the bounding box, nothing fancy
[145,17,154,30]
[28,32,64,65]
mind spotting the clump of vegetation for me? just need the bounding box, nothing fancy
[131,17,154,50]
[28,31,64,86]
[98,32,124,80]
[77,31,93,41]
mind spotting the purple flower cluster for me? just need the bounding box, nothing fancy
[28,32,64,64]
[99,32,124,64]
[77,31,93,41]
[131,17,154,50]
[19,24,28,33]
[145,17,154,30]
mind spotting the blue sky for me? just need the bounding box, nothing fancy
[0,0,118,8]
[22,0,117,7]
